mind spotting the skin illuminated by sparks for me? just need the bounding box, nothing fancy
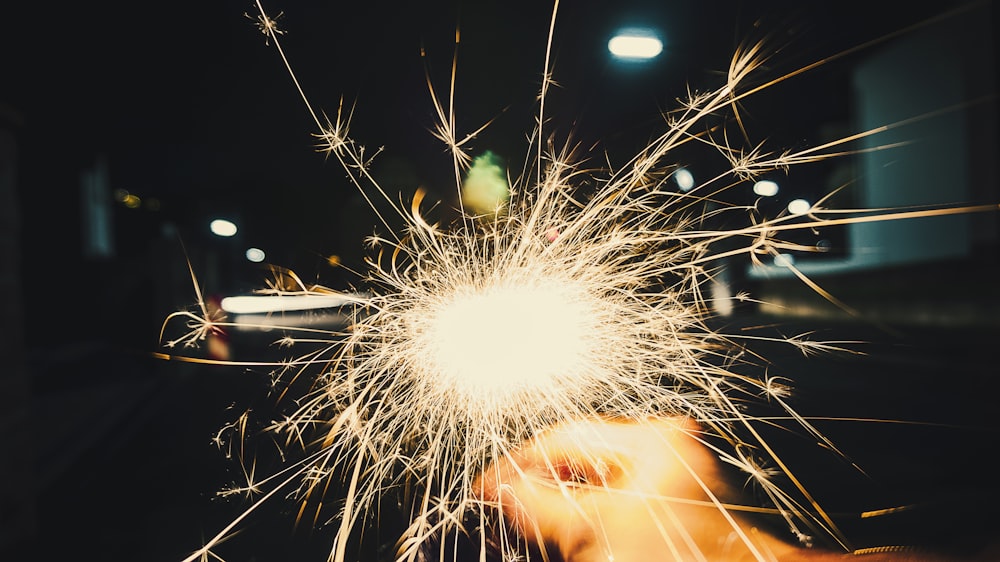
[157,2,999,562]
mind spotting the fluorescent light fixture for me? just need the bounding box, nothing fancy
[608,30,663,60]
[220,293,362,314]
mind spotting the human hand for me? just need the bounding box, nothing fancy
[473,416,979,562]
[474,416,795,561]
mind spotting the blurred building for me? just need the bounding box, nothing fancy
[746,11,999,328]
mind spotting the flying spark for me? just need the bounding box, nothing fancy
[161,2,998,562]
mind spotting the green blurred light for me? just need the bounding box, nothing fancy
[462,151,509,216]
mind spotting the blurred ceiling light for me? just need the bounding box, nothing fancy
[210,218,238,237]
[674,167,694,192]
[221,294,359,314]
[245,247,266,263]
[752,179,779,197]
[787,198,812,216]
[608,30,663,60]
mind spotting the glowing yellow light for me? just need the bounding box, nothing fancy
[122,194,141,208]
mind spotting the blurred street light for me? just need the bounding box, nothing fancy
[209,218,238,237]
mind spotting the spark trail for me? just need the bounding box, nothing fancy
[163,2,998,562]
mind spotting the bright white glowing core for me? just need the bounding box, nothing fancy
[421,281,595,398]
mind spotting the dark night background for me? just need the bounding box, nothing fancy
[1,1,999,561]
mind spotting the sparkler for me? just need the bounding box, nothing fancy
[161,2,997,561]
